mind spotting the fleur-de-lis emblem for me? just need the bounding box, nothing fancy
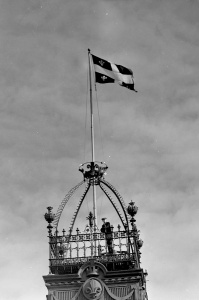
[101,76,107,81]
[83,278,103,300]
[99,60,104,66]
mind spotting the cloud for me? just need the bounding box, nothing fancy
[0,1,199,300]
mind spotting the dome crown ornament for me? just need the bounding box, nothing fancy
[79,161,108,184]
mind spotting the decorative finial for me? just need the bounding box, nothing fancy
[137,239,143,249]
[86,212,94,227]
[44,207,55,235]
[127,200,138,217]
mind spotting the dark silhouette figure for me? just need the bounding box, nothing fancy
[101,222,113,254]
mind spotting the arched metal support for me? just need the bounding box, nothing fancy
[100,179,130,228]
[53,180,85,229]
[99,183,126,228]
[99,179,135,258]
[68,182,91,234]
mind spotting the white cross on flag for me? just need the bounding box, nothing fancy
[91,54,137,92]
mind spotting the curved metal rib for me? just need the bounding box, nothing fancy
[100,178,130,227]
[53,180,85,228]
[68,182,91,234]
[100,179,135,257]
[99,183,126,228]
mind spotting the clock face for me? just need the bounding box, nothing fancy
[83,278,103,300]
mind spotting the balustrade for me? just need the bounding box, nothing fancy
[48,229,137,274]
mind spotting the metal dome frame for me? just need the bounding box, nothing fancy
[52,162,131,234]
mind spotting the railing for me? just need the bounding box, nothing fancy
[50,253,137,274]
[49,230,137,274]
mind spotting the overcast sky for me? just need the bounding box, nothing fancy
[0,0,199,299]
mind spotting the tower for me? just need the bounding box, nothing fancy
[43,162,148,300]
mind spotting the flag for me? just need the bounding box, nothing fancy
[91,54,137,92]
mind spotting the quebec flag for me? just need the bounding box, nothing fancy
[92,54,137,92]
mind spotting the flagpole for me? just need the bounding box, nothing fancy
[88,49,97,230]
